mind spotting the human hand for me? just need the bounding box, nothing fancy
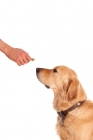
[7,47,33,66]
[0,39,34,66]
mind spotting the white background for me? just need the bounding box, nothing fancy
[0,0,93,140]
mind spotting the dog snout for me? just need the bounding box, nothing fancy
[36,68,41,73]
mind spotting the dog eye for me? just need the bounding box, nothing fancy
[53,69,57,72]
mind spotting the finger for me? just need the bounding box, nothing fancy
[18,52,29,64]
[25,54,31,62]
[23,57,29,64]
[21,53,30,64]
[18,57,25,65]
[17,60,22,66]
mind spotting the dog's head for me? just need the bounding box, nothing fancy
[36,66,87,111]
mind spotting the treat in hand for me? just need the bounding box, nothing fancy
[31,58,35,61]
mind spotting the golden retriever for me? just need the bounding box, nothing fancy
[36,65,93,140]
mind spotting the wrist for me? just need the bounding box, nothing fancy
[0,39,12,56]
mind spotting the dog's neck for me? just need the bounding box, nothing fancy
[57,100,86,125]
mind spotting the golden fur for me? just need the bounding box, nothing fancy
[36,66,93,140]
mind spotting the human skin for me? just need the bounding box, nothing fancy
[0,39,33,66]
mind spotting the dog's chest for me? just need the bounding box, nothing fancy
[56,115,93,140]
[57,115,79,134]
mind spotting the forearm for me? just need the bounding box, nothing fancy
[0,39,12,56]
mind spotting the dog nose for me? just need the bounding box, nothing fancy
[36,68,40,73]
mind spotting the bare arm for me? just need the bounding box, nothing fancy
[0,39,12,55]
[0,39,34,66]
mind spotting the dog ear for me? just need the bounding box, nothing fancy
[63,78,79,101]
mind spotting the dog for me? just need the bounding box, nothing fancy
[36,65,93,140]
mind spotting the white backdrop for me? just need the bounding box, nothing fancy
[0,0,93,140]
